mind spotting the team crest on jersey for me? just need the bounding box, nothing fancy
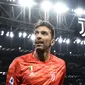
[50,72,55,81]
[9,77,14,85]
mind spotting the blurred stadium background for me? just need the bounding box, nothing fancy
[0,0,85,84]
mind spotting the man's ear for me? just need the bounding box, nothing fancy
[51,39,55,46]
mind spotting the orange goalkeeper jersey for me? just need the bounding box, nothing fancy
[6,52,66,85]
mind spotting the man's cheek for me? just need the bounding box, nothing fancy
[44,42,50,47]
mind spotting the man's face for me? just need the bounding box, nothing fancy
[34,26,53,51]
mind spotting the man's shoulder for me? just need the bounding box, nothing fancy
[9,52,33,69]
[13,52,33,62]
[51,54,66,65]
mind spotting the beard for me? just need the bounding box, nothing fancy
[35,44,51,61]
[35,47,45,54]
[35,48,45,61]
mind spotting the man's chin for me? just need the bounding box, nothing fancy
[36,47,44,50]
[35,47,44,52]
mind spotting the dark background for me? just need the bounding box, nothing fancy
[0,0,85,85]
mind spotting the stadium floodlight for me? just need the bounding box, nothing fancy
[41,0,52,12]
[63,38,66,43]
[7,0,12,1]
[66,39,70,44]
[55,38,59,41]
[71,9,74,12]
[27,34,31,38]
[73,40,76,44]
[0,45,2,48]
[13,0,15,2]
[58,36,63,44]
[19,32,22,38]
[19,47,21,50]
[54,50,56,53]
[83,11,85,15]
[54,2,69,14]
[69,52,72,54]
[76,38,81,44]
[80,41,83,45]
[30,34,35,41]
[9,0,15,2]
[10,32,14,38]
[23,32,27,38]
[82,32,85,37]
[74,8,84,16]
[1,31,4,36]
[19,0,36,8]
[6,32,10,37]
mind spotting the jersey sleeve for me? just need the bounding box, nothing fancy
[59,61,66,85]
[6,58,20,85]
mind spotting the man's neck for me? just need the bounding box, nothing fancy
[34,49,50,62]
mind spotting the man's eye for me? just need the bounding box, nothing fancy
[34,31,38,35]
[41,31,48,35]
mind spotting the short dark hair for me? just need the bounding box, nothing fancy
[34,20,55,39]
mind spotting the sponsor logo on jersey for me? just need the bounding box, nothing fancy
[9,77,14,85]
[29,66,35,77]
[29,72,35,77]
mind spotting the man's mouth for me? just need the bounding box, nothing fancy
[35,41,44,44]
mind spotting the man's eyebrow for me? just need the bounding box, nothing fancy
[34,30,38,32]
[34,30,50,33]
[41,30,48,32]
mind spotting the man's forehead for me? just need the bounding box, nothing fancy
[34,26,51,32]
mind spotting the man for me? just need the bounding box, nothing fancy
[6,20,66,85]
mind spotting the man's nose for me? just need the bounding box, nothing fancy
[36,33,42,40]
